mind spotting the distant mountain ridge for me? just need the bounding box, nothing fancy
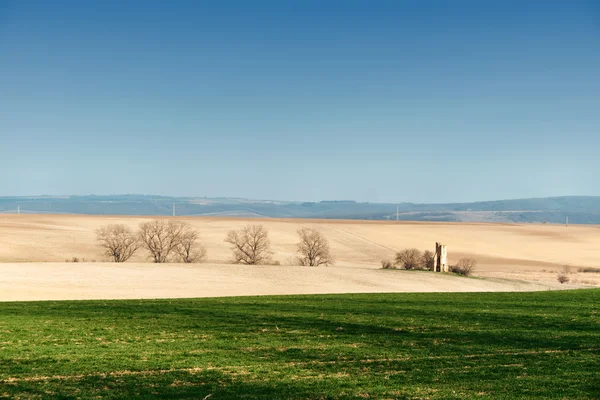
[1,195,599,224]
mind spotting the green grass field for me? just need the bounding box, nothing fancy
[1,290,599,399]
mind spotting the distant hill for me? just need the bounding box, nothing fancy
[1,195,599,224]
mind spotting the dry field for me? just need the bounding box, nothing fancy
[0,214,599,301]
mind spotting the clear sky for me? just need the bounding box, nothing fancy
[1,1,598,203]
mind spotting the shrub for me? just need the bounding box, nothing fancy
[578,267,600,273]
[395,249,423,270]
[557,273,570,284]
[381,259,395,269]
[450,258,476,276]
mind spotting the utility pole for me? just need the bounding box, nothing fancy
[172,202,175,217]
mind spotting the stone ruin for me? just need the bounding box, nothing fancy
[433,242,448,272]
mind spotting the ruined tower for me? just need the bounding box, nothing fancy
[433,242,448,272]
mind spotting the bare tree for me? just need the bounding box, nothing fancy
[176,227,207,263]
[224,224,272,265]
[422,250,435,271]
[139,220,189,263]
[96,224,140,262]
[395,248,423,270]
[296,228,333,266]
[450,258,477,276]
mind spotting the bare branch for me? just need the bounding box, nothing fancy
[96,224,140,262]
[138,220,190,263]
[450,258,477,276]
[395,248,423,270]
[224,224,272,265]
[175,227,207,263]
[296,228,333,266]
[422,250,435,271]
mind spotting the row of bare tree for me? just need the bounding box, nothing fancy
[96,220,206,263]
[96,222,333,266]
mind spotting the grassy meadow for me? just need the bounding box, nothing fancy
[1,290,599,399]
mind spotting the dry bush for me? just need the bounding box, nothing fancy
[381,259,395,269]
[578,267,600,273]
[422,250,435,271]
[296,228,334,266]
[224,224,272,265]
[395,248,423,270]
[450,258,477,276]
[96,224,140,262]
[557,273,570,284]
[139,220,191,263]
[175,227,207,263]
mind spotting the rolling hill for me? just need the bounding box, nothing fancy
[1,195,599,224]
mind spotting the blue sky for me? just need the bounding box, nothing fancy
[1,1,598,203]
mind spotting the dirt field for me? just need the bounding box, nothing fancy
[0,214,598,301]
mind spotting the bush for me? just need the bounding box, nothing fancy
[450,258,476,276]
[578,267,600,273]
[66,257,87,263]
[557,273,570,284]
[381,259,395,269]
[395,249,423,270]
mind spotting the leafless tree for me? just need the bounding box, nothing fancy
[450,258,477,276]
[296,228,333,266]
[224,224,272,265]
[139,220,190,263]
[395,248,423,270]
[422,250,435,271]
[176,227,207,263]
[96,224,140,262]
